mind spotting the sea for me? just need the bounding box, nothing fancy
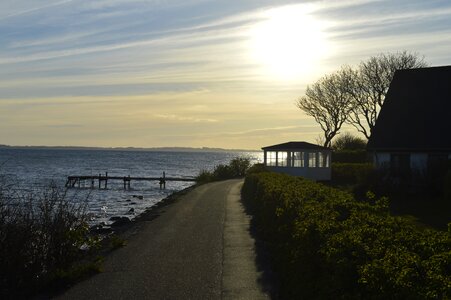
[0,148,262,225]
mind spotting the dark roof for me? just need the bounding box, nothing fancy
[367,65,451,152]
[262,141,330,151]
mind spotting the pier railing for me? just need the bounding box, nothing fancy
[65,172,196,190]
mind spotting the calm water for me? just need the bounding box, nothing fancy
[0,148,262,225]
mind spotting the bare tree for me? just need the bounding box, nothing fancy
[297,67,354,147]
[347,51,428,139]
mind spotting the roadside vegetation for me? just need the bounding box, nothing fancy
[195,157,258,183]
[0,179,102,299]
[331,132,369,164]
[242,172,451,299]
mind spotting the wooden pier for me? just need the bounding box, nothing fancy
[65,172,196,190]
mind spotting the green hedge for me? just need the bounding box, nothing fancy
[444,170,451,201]
[331,163,375,185]
[332,150,369,163]
[242,172,451,299]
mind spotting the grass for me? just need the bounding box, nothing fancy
[110,234,127,249]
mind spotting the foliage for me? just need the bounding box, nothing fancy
[331,163,375,185]
[246,163,267,174]
[332,150,369,163]
[444,170,451,202]
[0,183,98,298]
[242,172,451,299]
[196,170,215,183]
[332,132,367,151]
[50,256,104,289]
[196,157,252,183]
[110,234,127,249]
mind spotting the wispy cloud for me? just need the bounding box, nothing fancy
[154,114,218,123]
[0,0,74,20]
[215,125,319,137]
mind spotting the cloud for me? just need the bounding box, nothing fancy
[154,114,219,123]
[0,0,74,20]
[214,125,319,137]
[45,123,84,128]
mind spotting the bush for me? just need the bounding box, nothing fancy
[332,132,367,151]
[242,172,451,299]
[195,170,215,183]
[331,163,374,185]
[246,163,267,174]
[332,150,369,163]
[0,183,97,298]
[444,170,451,201]
[196,157,252,183]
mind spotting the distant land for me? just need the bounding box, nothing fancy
[0,144,260,153]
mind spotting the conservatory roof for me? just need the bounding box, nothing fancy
[262,141,330,151]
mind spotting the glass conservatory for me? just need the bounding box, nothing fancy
[262,141,332,181]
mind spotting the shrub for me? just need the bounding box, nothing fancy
[331,162,374,185]
[0,183,97,298]
[444,170,451,201]
[332,132,367,151]
[229,157,251,177]
[246,163,267,175]
[332,150,369,163]
[195,170,215,183]
[196,157,252,183]
[242,172,451,299]
[213,164,234,179]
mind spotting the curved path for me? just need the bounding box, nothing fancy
[58,179,272,299]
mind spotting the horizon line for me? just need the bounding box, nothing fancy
[0,144,261,152]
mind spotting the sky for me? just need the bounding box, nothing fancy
[1,0,451,150]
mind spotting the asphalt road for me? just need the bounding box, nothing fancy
[57,179,271,300]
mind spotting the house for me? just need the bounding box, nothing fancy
[262,141,332,180]
[367,65,451,179]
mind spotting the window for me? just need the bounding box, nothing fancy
[318,152,329,167]
[266,151,277,166]
[390,153,410,178]
[292,152,304,167]
[277,151,288,167]
[308,152,317,168]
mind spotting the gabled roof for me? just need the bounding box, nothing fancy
[367,65,451,152]
[262,141,330,151]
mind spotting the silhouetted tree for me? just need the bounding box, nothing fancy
[331,132,367,150]
[347,51,428,138]
[297,67,354,147]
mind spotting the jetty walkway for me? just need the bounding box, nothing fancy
[65,172,196,190]
[57,179,273,299]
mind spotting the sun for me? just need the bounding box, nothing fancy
[249,5,329,80]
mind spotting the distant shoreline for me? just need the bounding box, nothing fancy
[0,145,260,153]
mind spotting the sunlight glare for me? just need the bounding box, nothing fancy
[249,5,329,80]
